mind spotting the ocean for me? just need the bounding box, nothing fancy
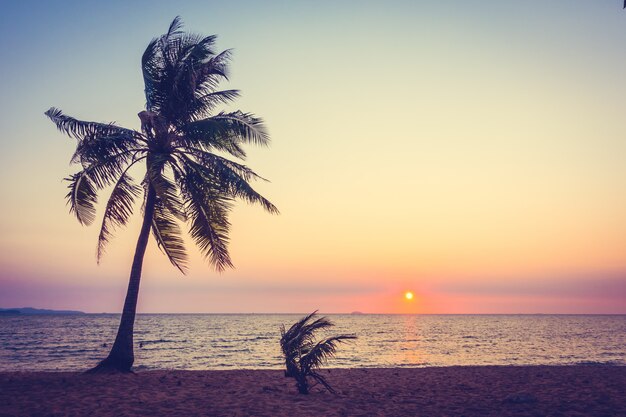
[1,314,624,371]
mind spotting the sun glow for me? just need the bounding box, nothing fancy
[404,291,414,301]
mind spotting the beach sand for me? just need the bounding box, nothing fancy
[1,366,624,416]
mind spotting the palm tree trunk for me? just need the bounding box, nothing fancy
[296,373,309,394]
[87,185,157,373]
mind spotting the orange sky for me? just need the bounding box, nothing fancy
[0,1,625,313]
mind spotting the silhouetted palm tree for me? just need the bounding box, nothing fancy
[280,312,356,394]
[46,17,277,373]
[280,311,332,377]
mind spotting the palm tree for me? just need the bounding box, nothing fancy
[280,311,332,377]
[280,312,356,394]
[45,17,278,373]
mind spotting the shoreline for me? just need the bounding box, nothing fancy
[2,365,624,416]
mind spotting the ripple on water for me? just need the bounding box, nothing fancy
[0,314,625,370]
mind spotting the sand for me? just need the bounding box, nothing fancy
[0,366,624,417]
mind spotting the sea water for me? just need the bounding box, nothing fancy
[0,314,624,371]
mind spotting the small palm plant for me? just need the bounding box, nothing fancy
[280,311,356,394]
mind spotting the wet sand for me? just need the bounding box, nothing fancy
[0,366,624,416]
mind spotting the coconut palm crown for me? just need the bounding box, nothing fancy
[45,17,277,372]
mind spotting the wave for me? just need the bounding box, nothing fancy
[1,314,624,371]
[574,360,625,366]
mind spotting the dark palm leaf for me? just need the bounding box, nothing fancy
[172,35,221,93]
[71,133,142,166]
[179,153,278,214]
[308,372,336,394]
[187,89,240,122]
[152,197,188,273]
[165,16,184,40]
[300,335,357,372]
[65,171,98,225]
[179,121,248,159]
[281,313,334,356]
[79,153,138,190]
[183,49,233,108]
[178,110,269,159]
[178,159,234,271]
[187,192,233,272]
[97,172,142,261]
[146,153,186,221]
[182,148,266,182]
[45,107,139,142]
[210,111,270,146]
[142,18,184,114]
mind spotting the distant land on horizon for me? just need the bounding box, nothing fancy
[0,307,85,315]
[1,309,624,315]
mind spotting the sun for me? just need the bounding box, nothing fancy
[404,291,414,301]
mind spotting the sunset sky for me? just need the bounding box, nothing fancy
[0,0,625,314]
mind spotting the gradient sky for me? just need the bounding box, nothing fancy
[0,0,625,313]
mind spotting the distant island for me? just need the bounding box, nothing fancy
[0,307,85,315]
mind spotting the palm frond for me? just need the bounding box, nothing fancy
[183,49,232,101]
[65,171,98,225]
[142,17,186,114]
[72,141,142,167]
[178,152,277,214]
[97,172,142,261]
[151,197,188,273]
[45,107,139,141]
[182,148,266,182]
[142,36,164,111]
[308,372,336,394]
[300,335,357,372]
[146,153,186,221]
[208,111,270,146]
[178,111,269,160]
[173,35,221,94]
[280,311,316,350]
[187,89,240,122]
[188,193,233,272]
[179,123,247,159]
[160,16,186,69]
[75,151,140,192]
[178,159,234,271]
[281,312,334,355]
[166,16,184,38]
